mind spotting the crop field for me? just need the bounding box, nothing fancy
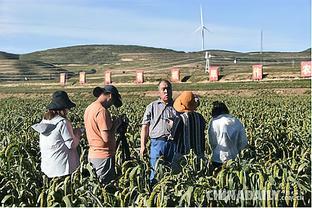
[0,89,310,207]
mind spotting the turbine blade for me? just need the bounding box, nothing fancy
[203,26,211,32]
[200,5,203,26]
[194,26,202,33]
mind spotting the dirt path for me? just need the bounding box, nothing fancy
[133,88,310,98]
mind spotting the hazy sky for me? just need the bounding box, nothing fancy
[0,0,310,54]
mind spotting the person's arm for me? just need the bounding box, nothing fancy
[140,124,149,156]
[100,130,111,143]
[71,128,81,149]
[100,117,123,144]
[96,109,122,143]
[237,122,248,152]
[208,121,218,150]
[140,104,152,156]
[199,114,206,156]
[170,116,181,139]
[66,120,82,149]
[62,120,80,149]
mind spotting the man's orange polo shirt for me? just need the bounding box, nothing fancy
[84,100,116,159]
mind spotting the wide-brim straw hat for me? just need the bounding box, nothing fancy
[173,91,198,113]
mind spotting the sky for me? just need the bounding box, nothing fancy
[0,0,310,54]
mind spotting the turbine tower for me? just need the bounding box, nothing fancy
[260,29,263,64]
[195,5,209,51]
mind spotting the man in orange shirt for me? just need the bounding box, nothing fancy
[84,85,122,184]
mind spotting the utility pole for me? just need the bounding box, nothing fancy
[260,29,263,64]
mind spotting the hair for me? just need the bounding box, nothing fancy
[43,109,67,120]
[157,79,172,89]
[194,94,200,108]
[211,101,229,118]
[95,90,111,100]
[93,87,111,98]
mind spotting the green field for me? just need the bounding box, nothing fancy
[0,91,310,207]
[0,78,310,96]
[0,45,311,207]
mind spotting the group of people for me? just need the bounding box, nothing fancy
[32,79,248,185]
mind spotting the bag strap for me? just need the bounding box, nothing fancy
[151,105,167,131]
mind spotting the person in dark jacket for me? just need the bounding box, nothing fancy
[171,91,206,172]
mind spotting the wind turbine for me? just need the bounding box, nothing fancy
[195,5,209,51]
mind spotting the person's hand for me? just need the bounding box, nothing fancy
[73,128,82,139]
[140,145,146,157]
[167,119,173,128]
[113,117,123,132]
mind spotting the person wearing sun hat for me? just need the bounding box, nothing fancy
[84,85,123,185]
[171,91,206,172]
[173,91,199,113]
[31,91,82,178]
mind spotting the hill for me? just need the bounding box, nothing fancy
[19,45,183,64]
[0,52,19,60]
[0,52,70,81]
[0,45,311,83]
[19,45,311,65]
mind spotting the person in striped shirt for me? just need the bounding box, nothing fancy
[171,91,206,172]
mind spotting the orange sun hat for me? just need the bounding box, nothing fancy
[173,91,198,113]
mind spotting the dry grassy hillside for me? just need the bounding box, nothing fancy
[0,46,310,83]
